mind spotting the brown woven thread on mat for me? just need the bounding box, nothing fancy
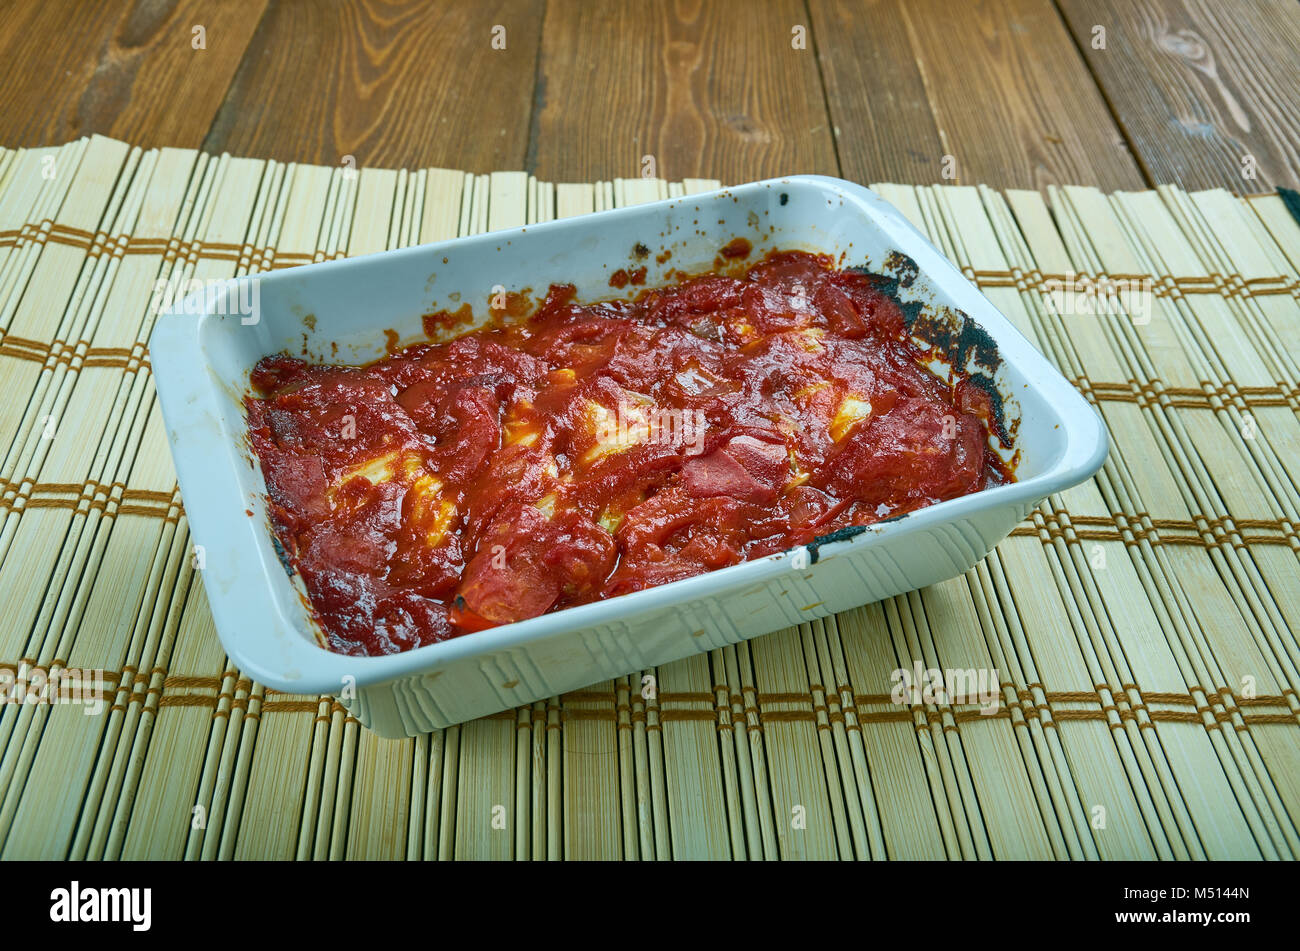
[17,655,1294,726]
[157,694,217,709]
[5,218,1295,298]
[1,481,179,520]
[958,263,1299,299]
[1009,507,1298,550]
[1076,375,1300,410]
[260,700,323,713]
[30,662,1289,716]
[0,336,151,371]
[111,691,1299,730]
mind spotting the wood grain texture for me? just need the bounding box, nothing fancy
[0,0,268,149]
[203,0,543,172]
[530,0,839,183]
[815,0,1147,190]
[1057,0,1300,192]
[2,0,1294,197]
[806,0,945,185]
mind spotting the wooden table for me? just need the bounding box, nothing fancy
[1,0,1296,193]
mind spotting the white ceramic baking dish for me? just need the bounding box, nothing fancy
[150,175,1107,737]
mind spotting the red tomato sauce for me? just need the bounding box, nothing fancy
[246,250,1013,656]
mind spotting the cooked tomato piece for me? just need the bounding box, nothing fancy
[682,434,789,505]
[815,397,986,507]
[456,505,615,624]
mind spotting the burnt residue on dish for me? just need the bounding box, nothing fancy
[910,309,1011,448]
[271,533,295,578]
[804,525,871,564]
[846,267,924,328]
[883,250,919,289]
[851,252,1013,450]
[954,361,1013,447]
[798,509,918,564]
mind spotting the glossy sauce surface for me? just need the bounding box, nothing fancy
[247,251,1011,656]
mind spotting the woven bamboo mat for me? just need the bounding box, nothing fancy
[0,135,1298,860]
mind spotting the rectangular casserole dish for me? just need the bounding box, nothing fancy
[150,175,1108,737]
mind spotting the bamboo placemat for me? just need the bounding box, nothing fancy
[0,135,1297,860]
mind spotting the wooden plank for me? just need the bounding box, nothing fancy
[204,0,543,172]
[1058,0,1300,192]
[0,0,267,149]
[815,0,1145,190]
[806,0,946,184]
[531,0,838,183]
